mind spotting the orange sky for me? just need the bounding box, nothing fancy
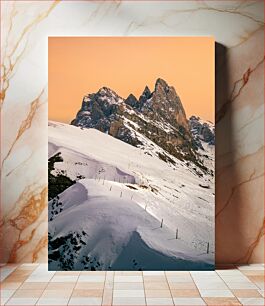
[49,37,214,123]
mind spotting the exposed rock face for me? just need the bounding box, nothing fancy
[189,116,215,149]
[71,78,211,171]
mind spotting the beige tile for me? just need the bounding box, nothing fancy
[80,271,106,275]
[232,289,262,298]
[115,271,142,276]
[203,297,242,305]
[114,282,144,290]
[241,270,264,276]
[12,289,43,298]
[3,275,28,282]
[68,297,102,305]
[144,276,167,282]
[114,276,142,283]
[145,290,171,298]
[144,282,169,290]
[55,271,80,276]
[168,282,197,289]
[72,289,103,297]
[6,297,39,305]
[174,297,206,305]
[41,289,72,298]
[165,271,190,275]
[113,290,145,298]
[75,282,104,290]
[19,282,48,290]
[102,289,112,305]
[146,297,174,305]
[37,297,69,305]
[246,276,264,283]
[0,282,22,289]
[112,296,145,305]
[171,289,200,297]
[45,282,76,290]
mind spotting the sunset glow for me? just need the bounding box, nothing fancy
[49,37,214,123]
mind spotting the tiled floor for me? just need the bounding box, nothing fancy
[0,264,264,305]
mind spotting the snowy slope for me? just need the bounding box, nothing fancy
[48,121,214,270]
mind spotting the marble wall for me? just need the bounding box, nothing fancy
[1,1,264,263]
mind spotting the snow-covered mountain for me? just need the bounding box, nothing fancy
[48,120,215,271]
[71,78,209,173]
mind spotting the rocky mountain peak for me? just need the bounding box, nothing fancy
[71,79,212,172]
[155,78,169,91]
[125,93,138,108]
[139,86,152,106]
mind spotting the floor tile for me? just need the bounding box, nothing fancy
[238,297,265,305]
[102,289,112,305]
[0,267,19,282]
[113,290,145,297]
[241,270,264,276]
[0,282,22,290]
[170,289,200,297]
[165,271,190,275]
[45,282,76,290]
[25,276,54,283]
[75,282,104,290]
[168,282,197,289]
[145,290,172,298]
[78,275,105,282]
[226,282,258,289]
[1,297,10,305]
[190,271,217,276]
[50,275,78,282]
[237,265,264,271]
[19,282,48,290]
[199,289,234,297]
[146,297,174,305]
[71,289,103,297]
[112,296,146,305]
[247,275,264,283]
[232,289,262,298]
[144,276,167,282]
[114,282,144,290]
[258,290,264,297]
[115,271,142,276]
[216,270,245,276]
[55,271,80,276]
[0,289,15,299]
[114,276,143,283]
[36,298,69,305]
[195,281,228,290]
[203,297,242,305]
[68,297,102,305]
[12,289,44,298]
[144,282,169,290]
[220,275,251,282]
[6,297,38,305]
[173,297,206,305]
[40,289,72,298]
[80,271,106,275]
[166,275,193,282]
[143,271,165,276]
[255,282,264,290]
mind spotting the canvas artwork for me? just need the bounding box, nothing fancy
[48,37,215,271]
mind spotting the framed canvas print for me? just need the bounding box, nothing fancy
[48,37,215,271]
